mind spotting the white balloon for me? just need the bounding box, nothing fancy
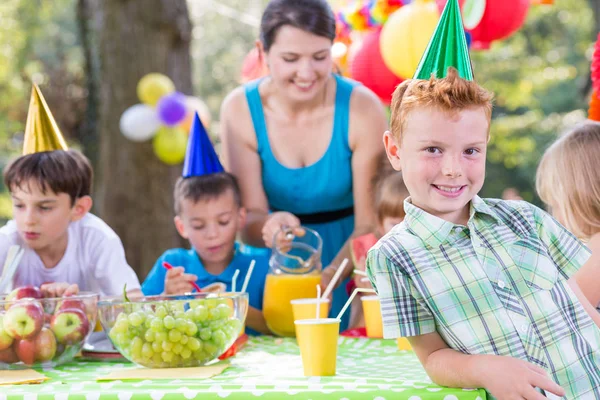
[119,104,161,142]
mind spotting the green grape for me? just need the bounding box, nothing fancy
[209,308,222,320]
[185,309,195,320]
[171,354,183,366]
[161,351,174,363]
[173,343,183,355]
[215,303,232,318]
[169,302,185,313]
[144,329,156,342]
[152,353,163,366]
[162,341,174,352]
[131,337,144,354]
[180,348,192,359]
[152,342,162,353]
[155,305,168,318]
[113,319,129,333]
[199,328,212,341]
[128,312,144,327]
[212,329,227,346]
[114,332,128,346]
[141,343,154,358]
[163,315,176,330]
[155,331,168,343]
[187,337,201,351]
[168,329,182,343]
[144,317,154,329]
[174,311,185,319]
[175,318,188,332]
[193,349,206,361]
[185,321,198,336]
[193,305,209,322]
[208,320,225,330]
[203,341,218,355]
[227,319,243,333]
[150,317,164,332]
[180,335,189,345]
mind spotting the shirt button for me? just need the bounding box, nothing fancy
[454,227,462,233]
[520,324,528,333]
[497,280,506,289]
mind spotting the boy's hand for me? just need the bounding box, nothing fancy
[164,266,198,295]
[262,212,304,249]
[474,355,564,399]
[40,282,79,298]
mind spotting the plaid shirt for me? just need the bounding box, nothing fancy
[367,196,600,399]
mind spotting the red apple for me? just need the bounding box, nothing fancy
[0,314,14,350]
[5,286,43,305]
[34,327,57,362]
[4,300,44,340]
[56,297,87,314]
[0,346,19,364]
[50,308,89,345]
[14,337,36,365]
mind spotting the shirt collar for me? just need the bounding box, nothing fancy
[403,195,500,247]
[192,242,243,283]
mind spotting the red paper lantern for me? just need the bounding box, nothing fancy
[240,48,269,83]
[591,33,600,94]
[350,29,403,104]
[590,91,600,122]
[468,0,530,50]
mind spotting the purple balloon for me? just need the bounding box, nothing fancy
[157,92,187,126]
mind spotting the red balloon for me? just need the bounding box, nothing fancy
[591,33,600,93]
[350,29,403,105]
[468,0,530,50]
[435,0,465,13]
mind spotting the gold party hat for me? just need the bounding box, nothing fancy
[23,84,68,155]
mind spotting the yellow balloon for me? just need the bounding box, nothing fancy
[137,73,176,106]
[380,0,440,79]
[152,126,187,165]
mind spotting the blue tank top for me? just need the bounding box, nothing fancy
[244,75,358,332]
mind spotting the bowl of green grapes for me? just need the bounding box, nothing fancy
[98,292,248,368]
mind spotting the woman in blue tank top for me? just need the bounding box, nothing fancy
[220,0,388,331]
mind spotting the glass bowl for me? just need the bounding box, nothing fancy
[98,292,248,368]
[0,290,99,369]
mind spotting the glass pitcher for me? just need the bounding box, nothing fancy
[262,226,323,337]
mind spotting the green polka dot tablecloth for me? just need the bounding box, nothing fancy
[2,336,486,400]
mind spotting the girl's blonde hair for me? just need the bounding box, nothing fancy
[536,120,600,239]
[373,155,409,222]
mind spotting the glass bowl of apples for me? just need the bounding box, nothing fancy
[98,292,248,368]
[0,286,99,369]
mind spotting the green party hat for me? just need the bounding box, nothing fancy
[413,0,473,80]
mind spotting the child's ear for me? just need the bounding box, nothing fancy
[174,216,189,239]
[237,206,247,229]
[383,131,402,171]
[70,195,92,222]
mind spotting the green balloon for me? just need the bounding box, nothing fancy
[413,0,473,81]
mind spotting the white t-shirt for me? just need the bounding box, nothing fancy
[0,213,141,297]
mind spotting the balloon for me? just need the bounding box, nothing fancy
[350,29,403,104]
[152,126,188,165]
[180,96,212,133]
[591,33,600,94]
[119,104,161,142]
[380,1,440,79]
[435,0,484,30]
[137,73,175,106]
[468,0,529,50]
[157,92,187,126]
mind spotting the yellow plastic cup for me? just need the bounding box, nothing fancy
[397,337,412,351]
[294,318,340,376]
[291,298,330,321]
[361,295,383,338]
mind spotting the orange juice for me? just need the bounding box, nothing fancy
[263,273,322,337]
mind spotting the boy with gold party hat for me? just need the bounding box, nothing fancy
[0,84,141,298]
[366,0,600,398]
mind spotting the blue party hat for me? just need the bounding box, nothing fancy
[182,112,224,178]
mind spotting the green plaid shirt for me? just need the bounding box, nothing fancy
[367,196,600,399]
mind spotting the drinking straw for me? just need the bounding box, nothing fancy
[240,260,256,293]
[316,284,322,320]
[231,269,240,292]
[321,259,349,300]
[162,261,202,292]
[336,287,376,320]
[353,269,368,276]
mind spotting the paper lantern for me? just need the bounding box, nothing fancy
[591,33,600,94]
[435,0,485,30]
[468,0,530,50]
[380,0,440,79]
[241,48,269,83]
[589,92,600,122]
[350,29,403,104]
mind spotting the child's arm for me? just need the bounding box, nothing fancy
[40,282,79,297]
[410,331,564,399]
[163,266,198,295]
[567,277,600,328]
[245,306,271,335]
[572,233,600,307]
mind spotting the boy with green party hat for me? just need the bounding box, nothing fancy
[366,0,600,398]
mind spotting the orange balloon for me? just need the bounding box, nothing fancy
[180,96,212,133]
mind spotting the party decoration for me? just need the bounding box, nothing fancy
[337,0,404,33]
[119,104,161,142]
[591,33,600,94]
[435,0,484,30]
[413,0,473,80]
[23,84,68,155]
[350,29,403,104]
[589,92,600,122]
[179,96,212,133]
[241,48,269,83]
[467,0,529,50]
[157,92,187,126]
[137,73,175,106]
[152,126,188,165]
[380,0,440,79]
[182,113,224,178]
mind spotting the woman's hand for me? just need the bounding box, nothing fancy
[261,211,304,249]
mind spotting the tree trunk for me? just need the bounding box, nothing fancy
[94,0,192,280]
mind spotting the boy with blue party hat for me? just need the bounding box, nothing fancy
[142,113,271,335]
[0,84,141,298]
[366,0,600,398]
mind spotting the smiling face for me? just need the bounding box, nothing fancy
[262,25,333,102]
[384,106,489,225]
[174,188,246,269]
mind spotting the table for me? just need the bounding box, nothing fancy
[2,336,487,400]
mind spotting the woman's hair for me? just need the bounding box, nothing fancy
[373,154,409,223]
[260,0,336,52]
[536,120,600,239]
